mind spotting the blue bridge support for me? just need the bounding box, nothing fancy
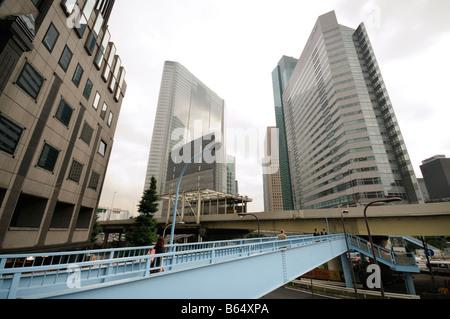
[0,234,419,299]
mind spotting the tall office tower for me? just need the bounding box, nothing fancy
[0,0,126,253]
[145,61,226,199]
[263,126,283,212]
[226,155,237,195]
[272,56,298,211]
[420,155,450,200]
[282,11,422,209]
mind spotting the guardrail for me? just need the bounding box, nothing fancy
[0,234,345,299]
[347,234,417,267]
[291,279,421,299]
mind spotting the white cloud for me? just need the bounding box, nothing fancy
[100,0,450,213]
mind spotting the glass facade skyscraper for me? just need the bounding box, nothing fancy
[272,56,298,210]
[282,11,422,209]
[145,61,226,197]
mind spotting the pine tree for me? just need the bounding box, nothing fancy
[126,176,159,246]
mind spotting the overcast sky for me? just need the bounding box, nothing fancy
[98,0,450,214]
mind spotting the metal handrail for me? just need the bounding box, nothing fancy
[0,234,345,299]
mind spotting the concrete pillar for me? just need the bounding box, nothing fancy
[340,254,354,289]
[404,272,416,295]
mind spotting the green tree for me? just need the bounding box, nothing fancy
[89,212,102,248]
[126,176,159,246]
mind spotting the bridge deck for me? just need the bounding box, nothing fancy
[0,234,418,299]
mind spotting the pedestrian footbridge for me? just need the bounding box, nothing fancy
[0,234,419,299]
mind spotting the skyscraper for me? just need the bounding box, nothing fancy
[420,155,450,200]
[282,11,422,209]
[272,56,298,210]
[0,0,125,253]
[263,126,283,212]
[145,61,226,199]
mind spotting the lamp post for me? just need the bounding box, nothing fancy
[363,197,402,299]
[163,222,185,238]
[169,142,222,249]
[238,213,260,237]
[341,209,358,298]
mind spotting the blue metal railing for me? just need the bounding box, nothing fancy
[0,234,343,299]
[0,234,418,299]
[347,234,417,267]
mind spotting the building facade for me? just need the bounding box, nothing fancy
[272,55,298,210]
[282,11,422,209]
[145,61,226,199]
[420,155,450,201]
[0,0,125,253]
[263,126,283,212]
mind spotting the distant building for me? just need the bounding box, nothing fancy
[227,155,238,195]
[280,11,422,209]
[145,61,226,200]
[0,0,126,253]
[420,155,450,200]
[272,56,298,210]
[97,207,133,221]
[263,126,284,212]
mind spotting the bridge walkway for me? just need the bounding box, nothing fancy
[0,234,419,299]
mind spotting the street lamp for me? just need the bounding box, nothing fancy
[169,142,222,249]
[163,222,185,238]
[341,209,358,298]
[238,213,260,238]
[363,197,402,299]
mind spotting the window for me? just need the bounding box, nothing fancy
[16,61,44,100]
[107,111,113,127]
[80,122,94,145]
[94,29,110,69]
[75,0,96,37]
[55,99,73,127]
[68,160,84,182]
[43,23,59,52]
[98,140,107,156]
[83,78,93,99]
[0,115,23,155]
[31,0,45,10]
[58,45,73,71]
[85,13,104,55]
[72,64,84,87]
[92,92,100,110]
[37,143,59,172]
[88,171,100,190]
[100,102,108,119]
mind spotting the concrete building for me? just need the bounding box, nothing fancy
[0,0,126,253]
[281,11,422,209]
[263,126,283,212]
[145,61,226,202]
[272,56,298,210]
[420,155,450,201]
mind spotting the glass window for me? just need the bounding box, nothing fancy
[92,91,100,110]
[98,140,107,157]
[88,171,100,190]
[37,143,60,172]
[72,64,84,87]
[31,0,45,10]
[100,102,108,119]
[83,78,93,99]
[85,13,104,55]
[0,115,23,155]
[76,0,96,37]
[43,23,59,52]
[94,29,110,69]
[102,43,116,82]
[55,99,73,127]
[58,45,73,71]
[107,111,113,127]
[68,160,84,182]
[80,122,94,145]
[16,61,44,100]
